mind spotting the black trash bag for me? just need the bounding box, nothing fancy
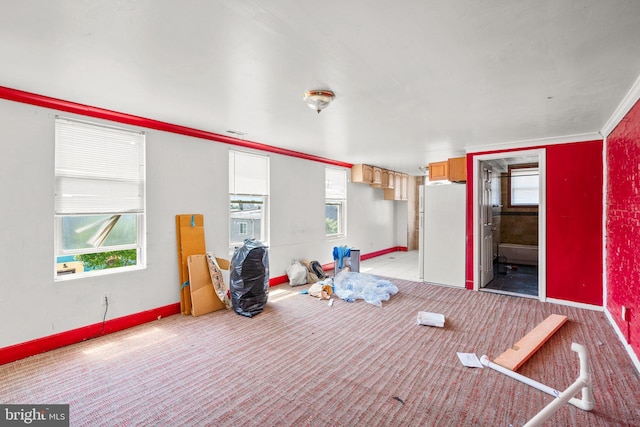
[230,239,269,317]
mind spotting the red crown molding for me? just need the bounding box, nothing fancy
[0,85,353,169]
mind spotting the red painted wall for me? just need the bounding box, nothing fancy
[546,141,603,304]
[465,140,603,306]
[607,99,640,356]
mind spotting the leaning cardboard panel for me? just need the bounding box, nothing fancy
[206,253,232,309]
[176,214,206,315]
[188,254,225,316]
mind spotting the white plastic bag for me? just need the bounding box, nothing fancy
[333,270,398,307]
[416,311,445,327]
[286,261,308,286]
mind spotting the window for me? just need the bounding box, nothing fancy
[509,164,539,206]
[238,222,248,235]
[229,150,269,250]
[325,167,347,237]
[54,117,146,278]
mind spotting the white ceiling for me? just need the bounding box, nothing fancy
[2,1,640,174]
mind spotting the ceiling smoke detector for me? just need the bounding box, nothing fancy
[303,90,335,113]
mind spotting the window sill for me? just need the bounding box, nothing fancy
[54,264,146,282]
[325,234,346,241]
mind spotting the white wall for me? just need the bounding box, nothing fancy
[0,99,406,348]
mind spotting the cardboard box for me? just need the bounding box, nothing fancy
[188,254,226,317]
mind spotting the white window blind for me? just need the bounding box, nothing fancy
[229,150,269,195]
[325,167,347,237]
[55,118,145,215]
[325,167,347,199]
[510,167,539,205]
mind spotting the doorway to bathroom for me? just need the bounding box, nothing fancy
[474,149,546,300]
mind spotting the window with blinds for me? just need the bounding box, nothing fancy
[325,167,347,238]
[54,117,146,279]
[509,164,539,207]
[229,150,269,250]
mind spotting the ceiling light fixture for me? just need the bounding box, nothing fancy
[303,90,335,113]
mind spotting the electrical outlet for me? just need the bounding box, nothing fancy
[622,306,630,322]
[100,293,111,306]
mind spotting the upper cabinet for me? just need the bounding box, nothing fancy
[401,173,409,199]
[380,169,390,188]
[370,167,383,187]
[429,161,449,181]
[448,157,466,182]
[351,164,374,184]
[351,164,406,200]
[386,170,395,189]
[429,157,466,182]
[383,172,408,201]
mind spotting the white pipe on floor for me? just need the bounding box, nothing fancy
[480,355,563,398]
[483,343,594,426]
[524,343,594,426]
[570,342,595,411]
[481,343,594,426]
[480,355,586,409]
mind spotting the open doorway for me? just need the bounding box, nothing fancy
[473,149,546,300]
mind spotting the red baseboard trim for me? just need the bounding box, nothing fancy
[361,246,407,261]
[269,275,289,287]
[323,246,408,271]
[322,262,335,272]
[0,85,353,169]
[0,303,180,366]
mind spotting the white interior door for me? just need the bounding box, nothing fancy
[480,163,493,287]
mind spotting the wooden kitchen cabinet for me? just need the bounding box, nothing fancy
[429,161,449,181]
[400,173,409,200]
[380,169,390,188]
[394,172,403,199]
[383,188,395,200]
[352,164,407,201]
[386,170,395,189]
[370,166,383,187]
[429,157,466,182]
[448,156,466,182]
[384,172,407,201]
[351,164,374,184]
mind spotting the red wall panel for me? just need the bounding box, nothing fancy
[546,141,603,304]
[465,140,603,307]
[607,99,640,356]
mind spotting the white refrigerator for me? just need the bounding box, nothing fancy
[419,183,466,287]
